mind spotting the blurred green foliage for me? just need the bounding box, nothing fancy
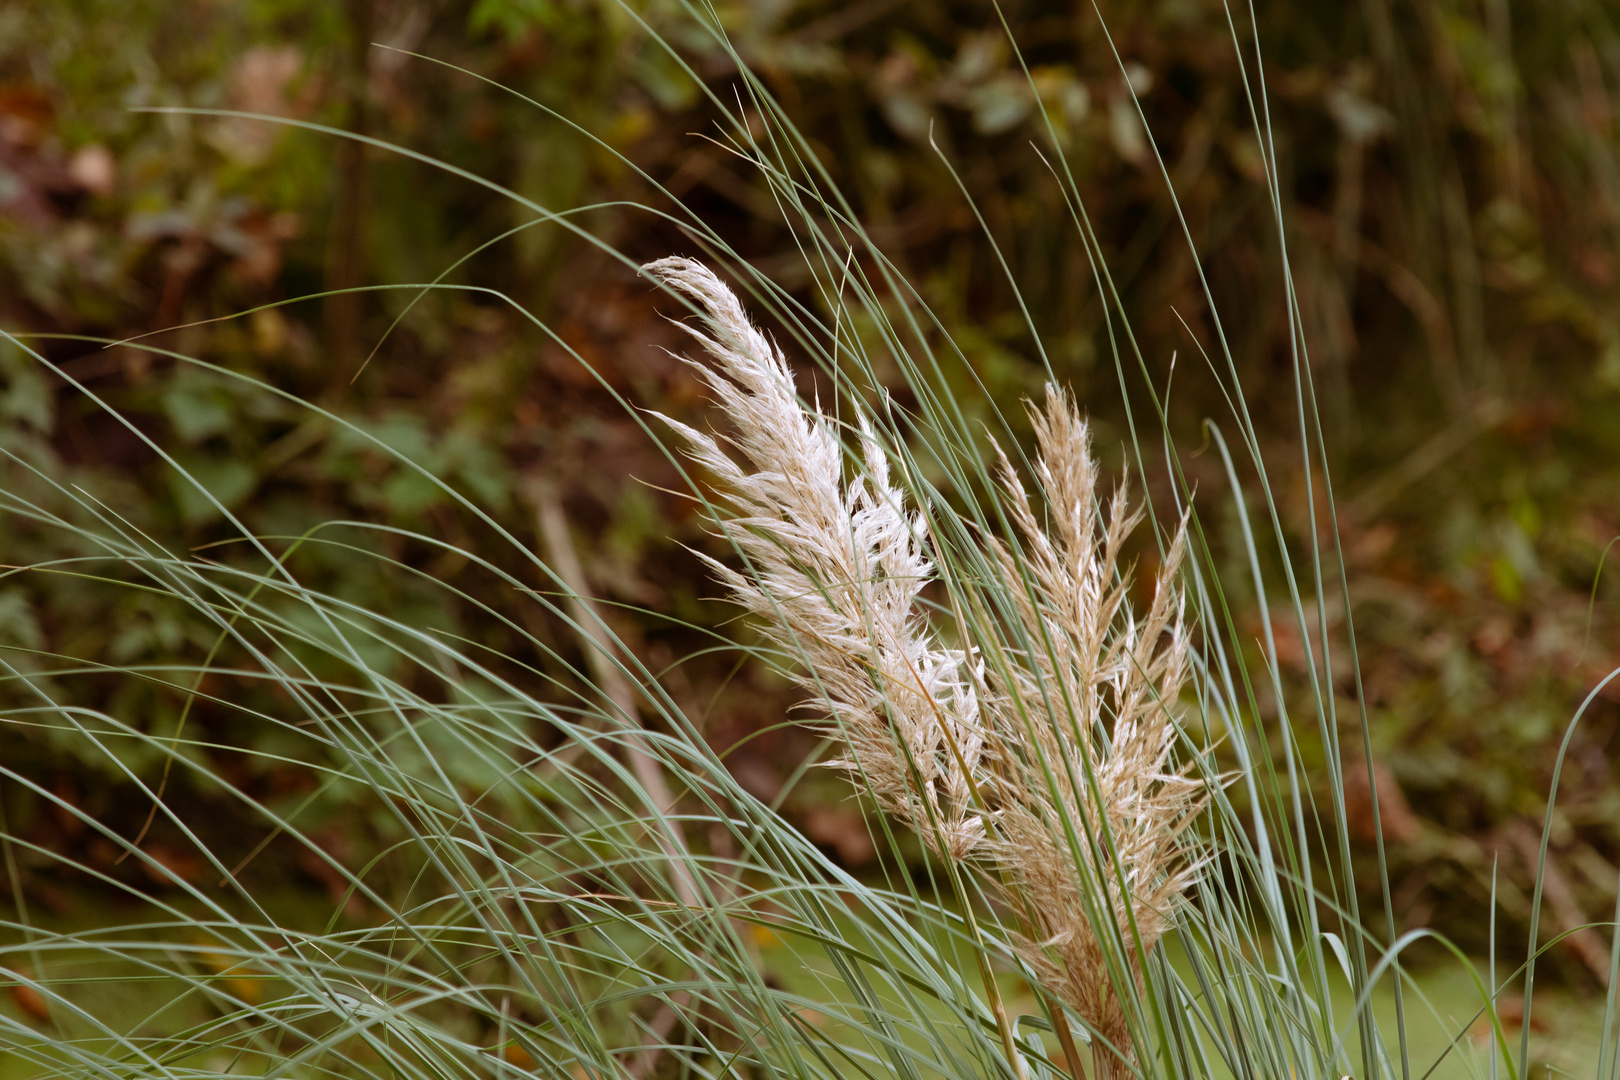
[1,0,1618,975]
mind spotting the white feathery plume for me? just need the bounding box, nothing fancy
[643,256,986,858]
[644,257,1205,1078]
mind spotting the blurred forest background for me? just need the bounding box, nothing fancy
[2,0,1618,986]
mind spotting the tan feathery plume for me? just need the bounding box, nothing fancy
[644,257,1205,1080]
[980,388,1203,1078]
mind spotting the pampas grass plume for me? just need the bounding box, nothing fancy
[646,256,1206,1080]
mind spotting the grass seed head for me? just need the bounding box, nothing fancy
[646,258,1207,1062]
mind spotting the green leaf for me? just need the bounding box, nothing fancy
[162,372,237,444]
[0,339,53,433]
[168,455,258,524]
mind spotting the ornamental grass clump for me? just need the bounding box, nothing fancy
[10,4,1614,1077]
[646,255,1207,1079]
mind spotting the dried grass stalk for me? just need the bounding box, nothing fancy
[645,256,1206,1079]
